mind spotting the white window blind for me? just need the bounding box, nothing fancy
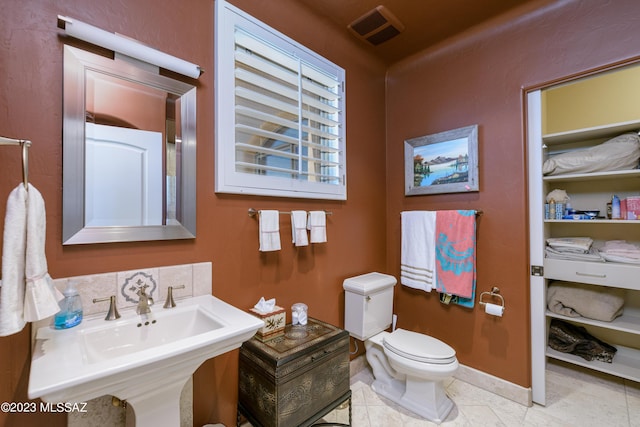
[215,0,347,200]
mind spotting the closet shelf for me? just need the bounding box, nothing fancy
[542,119,640,145]
[546,346,640,383]
[543,169,640,183]
[546,310,640,335]
[544,219,640,224]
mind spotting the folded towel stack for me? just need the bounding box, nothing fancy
[546,237,593,253]
[599,240,640,264]
[547,281,624,322]
[545,238,640,264]
[545,237,604,262]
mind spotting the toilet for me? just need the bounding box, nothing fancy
[343,272,458,424]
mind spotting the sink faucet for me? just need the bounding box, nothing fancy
[136,284,153,315]
[92,295,121,321]
[163,285,186,308]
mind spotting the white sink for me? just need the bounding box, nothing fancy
[28,294,264,426]
[81,306,224,363]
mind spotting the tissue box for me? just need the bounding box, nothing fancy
[249,306,286,341]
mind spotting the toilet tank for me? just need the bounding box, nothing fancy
[343,272,396,341]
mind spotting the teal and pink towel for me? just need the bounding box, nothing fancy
[401,210,476,304]
[434,210,476,299]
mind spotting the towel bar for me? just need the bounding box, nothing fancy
[248,208,333,217]
[0,135,31,189]
[400,209,483,216]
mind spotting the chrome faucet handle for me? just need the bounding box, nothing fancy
[163,285,186,309]
[135,285,154,315]
[93,295,121,321]
[137,284,154,306]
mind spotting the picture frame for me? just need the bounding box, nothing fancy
[404,124,479,196]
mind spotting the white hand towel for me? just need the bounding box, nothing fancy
[400,211,436,292]
[291,210,308,246]
[0,184,63,336]
[259,210,281,251]
[23,184,63,322]
[307,211,327,243]
[0,185,28,336]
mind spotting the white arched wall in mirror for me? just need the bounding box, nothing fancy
[62,45,197,244]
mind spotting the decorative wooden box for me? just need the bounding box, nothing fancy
[249,306,286,341]
[238,318,351,427]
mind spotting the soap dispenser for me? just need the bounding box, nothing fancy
[54,281,83,329]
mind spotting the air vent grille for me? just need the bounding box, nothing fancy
[348,5,404,46]
[350,9,388,36]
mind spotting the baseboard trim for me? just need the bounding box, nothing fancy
[350,355,532,407]
[454,363,532,407]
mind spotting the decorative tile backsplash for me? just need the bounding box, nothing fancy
[52,262,212,318]
[48,262,211,427]
[120,270,158,305]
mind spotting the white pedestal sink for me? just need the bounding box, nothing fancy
[28,295,264,426]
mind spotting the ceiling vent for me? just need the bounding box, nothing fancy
[348,5,405,46]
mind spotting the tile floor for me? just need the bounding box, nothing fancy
[314,360,640,427]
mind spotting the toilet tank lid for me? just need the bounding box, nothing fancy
[343,272,396,295]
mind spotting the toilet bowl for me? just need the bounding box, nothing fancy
[343,272,458,424]
[364,330,458,424]
[383,328,458,380]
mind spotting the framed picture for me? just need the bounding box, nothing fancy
[404,124,479,196]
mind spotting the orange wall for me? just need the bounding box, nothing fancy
[386,0,640,388]
[0,1,386,426]
[3,0,640,426]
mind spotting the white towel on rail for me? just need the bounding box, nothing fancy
[23,184,63,322]
[0,185,28,335]
[307,211,327,243]
[290,210,308,246]
[400,211,436,292]
[259,210,281,251]
[0,184,61,336]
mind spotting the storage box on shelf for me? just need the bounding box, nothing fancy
[622,196,640,219]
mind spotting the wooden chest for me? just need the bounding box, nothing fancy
[238,318,350,427]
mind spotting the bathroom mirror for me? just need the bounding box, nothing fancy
[62,45,196,245]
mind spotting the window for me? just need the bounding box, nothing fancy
[215,0,346,200]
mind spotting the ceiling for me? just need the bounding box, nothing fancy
[297,0,541,65]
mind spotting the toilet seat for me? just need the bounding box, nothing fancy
[383,329,456,365]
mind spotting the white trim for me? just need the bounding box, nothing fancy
[455,364,532,407]
[527,90,547,406]
[214,0,346,200]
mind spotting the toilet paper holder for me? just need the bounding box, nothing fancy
[479,286,505,310]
